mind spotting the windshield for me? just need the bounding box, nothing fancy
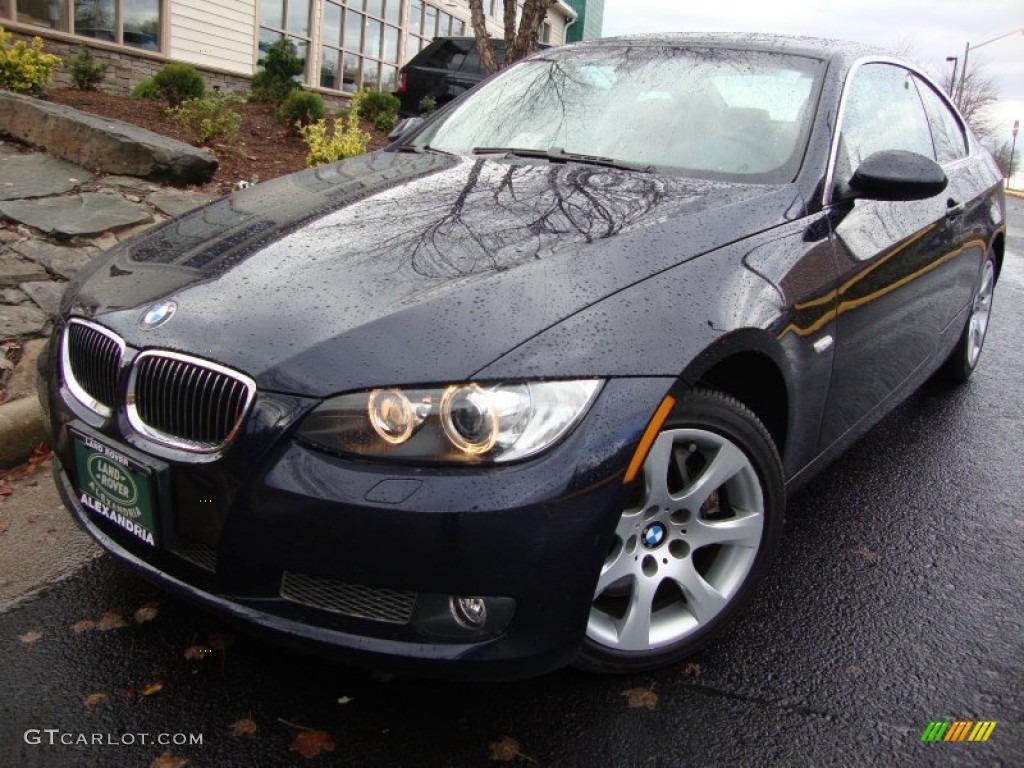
[412,45,824,184]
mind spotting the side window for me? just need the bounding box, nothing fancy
[912,76,968,164]
[835,63,935,187]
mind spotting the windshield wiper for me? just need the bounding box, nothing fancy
[472,146,652,173]
[396,144,454,156]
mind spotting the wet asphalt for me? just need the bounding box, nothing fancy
[1,199,1022,768]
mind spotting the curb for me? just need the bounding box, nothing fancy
[1006,189,1024,199]
[0,395,48,468]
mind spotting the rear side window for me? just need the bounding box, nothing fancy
[420,41,461,68]
[913,76,968,164]
[834,63,935,185]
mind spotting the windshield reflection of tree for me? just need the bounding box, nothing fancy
[419,46,816,179]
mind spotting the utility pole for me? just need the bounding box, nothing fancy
[1010,120,1019,191]
[955,28,1024,111]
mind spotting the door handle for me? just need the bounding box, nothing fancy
[945,199,963,220]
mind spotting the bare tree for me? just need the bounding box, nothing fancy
[984,139,1018,179]
[467,0,558,76]
[942,62,999,140]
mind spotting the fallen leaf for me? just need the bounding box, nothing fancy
[96,611,128,631]
[150,752,187,768]
[140,681,164,697]
[134,602,159,624]
[19,630,43,646]
[229,718,257,737]
[680,661,703,677]
[184,644,212,661]
[0,519,9,534]
[336,696,353,705]
[84,693,108,707]
[71,619,96,633]
[207,632,235,651]
[289,730,336,759]
[488,736,537,764]
[0,486,14,499]
[982,669,999,679]
[845,664,862,677]
[622,687,658,710]
[856,547,879,562]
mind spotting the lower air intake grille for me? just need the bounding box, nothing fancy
[280,572,417,624]
[129,352,254,451]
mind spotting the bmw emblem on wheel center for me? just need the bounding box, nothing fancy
[642,522,667,549]
[140,300,177,329]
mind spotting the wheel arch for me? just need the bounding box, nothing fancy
[990,228,1004,281]
[677,330,792,461]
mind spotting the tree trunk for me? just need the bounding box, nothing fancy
[467,0,501,76]
[509,0,557,64]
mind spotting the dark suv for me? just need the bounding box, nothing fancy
[396,36,550,116]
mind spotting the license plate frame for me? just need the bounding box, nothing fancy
[69,428,164,548]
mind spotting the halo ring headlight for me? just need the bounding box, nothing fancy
[440,384,500,455]
[368,388,417,445]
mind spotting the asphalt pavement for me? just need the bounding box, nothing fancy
[1,198,1021,768]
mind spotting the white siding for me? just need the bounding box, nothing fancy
[169,0,257,76]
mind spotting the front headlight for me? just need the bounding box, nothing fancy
[298,380,603,464]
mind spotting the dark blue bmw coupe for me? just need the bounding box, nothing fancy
[41,33,1005,678]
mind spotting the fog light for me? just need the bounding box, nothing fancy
[450,596,488,628]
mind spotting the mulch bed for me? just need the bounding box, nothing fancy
[42,88,391,195]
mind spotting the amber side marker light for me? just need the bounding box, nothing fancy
[623,395,677,484]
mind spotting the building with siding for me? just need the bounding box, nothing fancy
[0,1,576,98]
[563,0,601,43]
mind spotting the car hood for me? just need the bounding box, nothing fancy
[69,151,801,396]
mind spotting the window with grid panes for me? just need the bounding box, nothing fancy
[321,0,402,93]
[259,0,312,83]
[9,0,160,50]
[404,2,466,66]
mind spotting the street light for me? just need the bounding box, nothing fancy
[945,56,958,98]
[955,28,1024,110]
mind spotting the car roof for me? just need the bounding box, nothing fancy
[576,32,889,66]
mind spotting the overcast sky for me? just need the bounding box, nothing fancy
[602,0,1024,144]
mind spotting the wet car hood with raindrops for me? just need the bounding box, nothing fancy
[66,151,801,397]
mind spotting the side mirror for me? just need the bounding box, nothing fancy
[388,117,425,141]
[848,150,947,202]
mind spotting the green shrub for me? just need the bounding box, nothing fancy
[66,44,108,91]
[300,90,371,166]
[373,111,397,134]
[251,38,304,104]
[418,94,438,117]
[276,89,324,131]
[359,90,400,122]
[152,63,205,106]
[0,27,61,95]
[130,77,162,99]
[168,92,242,144]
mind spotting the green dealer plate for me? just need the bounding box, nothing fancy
[72,433,158,547]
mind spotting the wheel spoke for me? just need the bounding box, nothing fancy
[642,432,677,509]
[675,442,747,511]
[595,549,637,595]
[669,560,727,624]
[616,575,659,650]
[690,511,763,548]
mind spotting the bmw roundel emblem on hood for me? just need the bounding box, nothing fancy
[140,301,177,329]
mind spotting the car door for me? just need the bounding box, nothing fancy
[819,62,966,449]
[912,73,987,312]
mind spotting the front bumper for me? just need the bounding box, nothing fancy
[46,369,673,680]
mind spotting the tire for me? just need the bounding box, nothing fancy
[575,389,785,674]
[939,250,997,384]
